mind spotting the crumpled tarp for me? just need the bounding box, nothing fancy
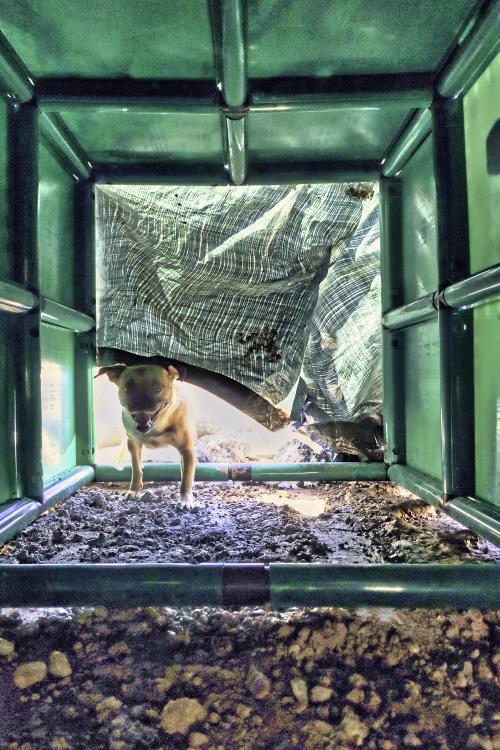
[96,183,381,426]
[302,190,382,421]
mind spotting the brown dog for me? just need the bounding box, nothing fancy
[96,364,197,507]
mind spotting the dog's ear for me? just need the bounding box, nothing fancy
[94,364,127,384]
[161,362,186,381]
[166,365,180,380]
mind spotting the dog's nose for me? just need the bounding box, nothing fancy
[135,420,153,433]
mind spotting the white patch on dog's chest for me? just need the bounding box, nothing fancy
[142,429,176,449]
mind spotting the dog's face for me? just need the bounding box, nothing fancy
[96,364,179,434]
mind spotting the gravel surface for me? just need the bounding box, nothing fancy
[0,605,499,750]
[1,481,499,565]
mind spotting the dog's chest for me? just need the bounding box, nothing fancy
[140,426,176,448]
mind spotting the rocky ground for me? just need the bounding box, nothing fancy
[1,481,499,749]
[0,605,499,750]
[1,481,499,565]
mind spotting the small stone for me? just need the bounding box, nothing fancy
[14,661,47,689]
[247,666,270,699]
[448,699,471,720]
[346,688,364,704]
[16,551,38,564]
[277,625,294,639]
[310,685,333,703]
[340,708,369,747]
[291,677,308,705]
[49,652,72,678]
[189,732,209,747]
[88,532,106,546]
[431,664,448,683]
[51,528,66,544]
[78,692,102,707]
[478,659,494,682]
[301,720,332,736]
[50,739,69,750]
[96,696,122,713]
[0,637,15,656]
[127,621,151,637]
[93,606,108,620]
[111,609,136,622]
[155,666,180,695]
[108,641,129,657]
[298,627,311,643]
[348,674,367,688]
[161,698,207,735]
[456,660,474,687]
[232,703,250,719]
[208,712,220,724]
[403,734,422,747]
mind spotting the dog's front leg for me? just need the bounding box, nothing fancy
[179,448,197,508]
[126,438,143,499]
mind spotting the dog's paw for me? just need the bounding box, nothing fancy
[179,493,198,510]
[125,489,142,500]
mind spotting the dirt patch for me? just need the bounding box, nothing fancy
[0,605,499,750]
[1,481,499,748]
[1,481,498,565]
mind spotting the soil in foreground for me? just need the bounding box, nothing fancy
[2,481,499,565]
[0,605,498,750]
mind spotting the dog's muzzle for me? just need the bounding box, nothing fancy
[135,420,153,434]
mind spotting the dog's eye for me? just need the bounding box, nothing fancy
[153,384,163,393]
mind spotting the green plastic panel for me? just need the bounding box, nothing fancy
[248,107,412,163]
[404,321,442,482]
[0,317,18,502]
[40,323,76,481]
[400,136,438,304]
[0,98,16,503]
[0,0,214,79]
[38,143,75,307]
[248,0,480,78]
[0,98,8,281]
[464,51,500,274]
[474,301,500,506]
[58,111,223,165]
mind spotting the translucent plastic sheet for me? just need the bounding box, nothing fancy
[96,184,381,426]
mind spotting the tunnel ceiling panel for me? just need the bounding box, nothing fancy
[0,0,484,169]
[58,111,224,165]
[247,0,481,77]
[248,107,413,163]
[0,0,481,80]
[0,0,215,78]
